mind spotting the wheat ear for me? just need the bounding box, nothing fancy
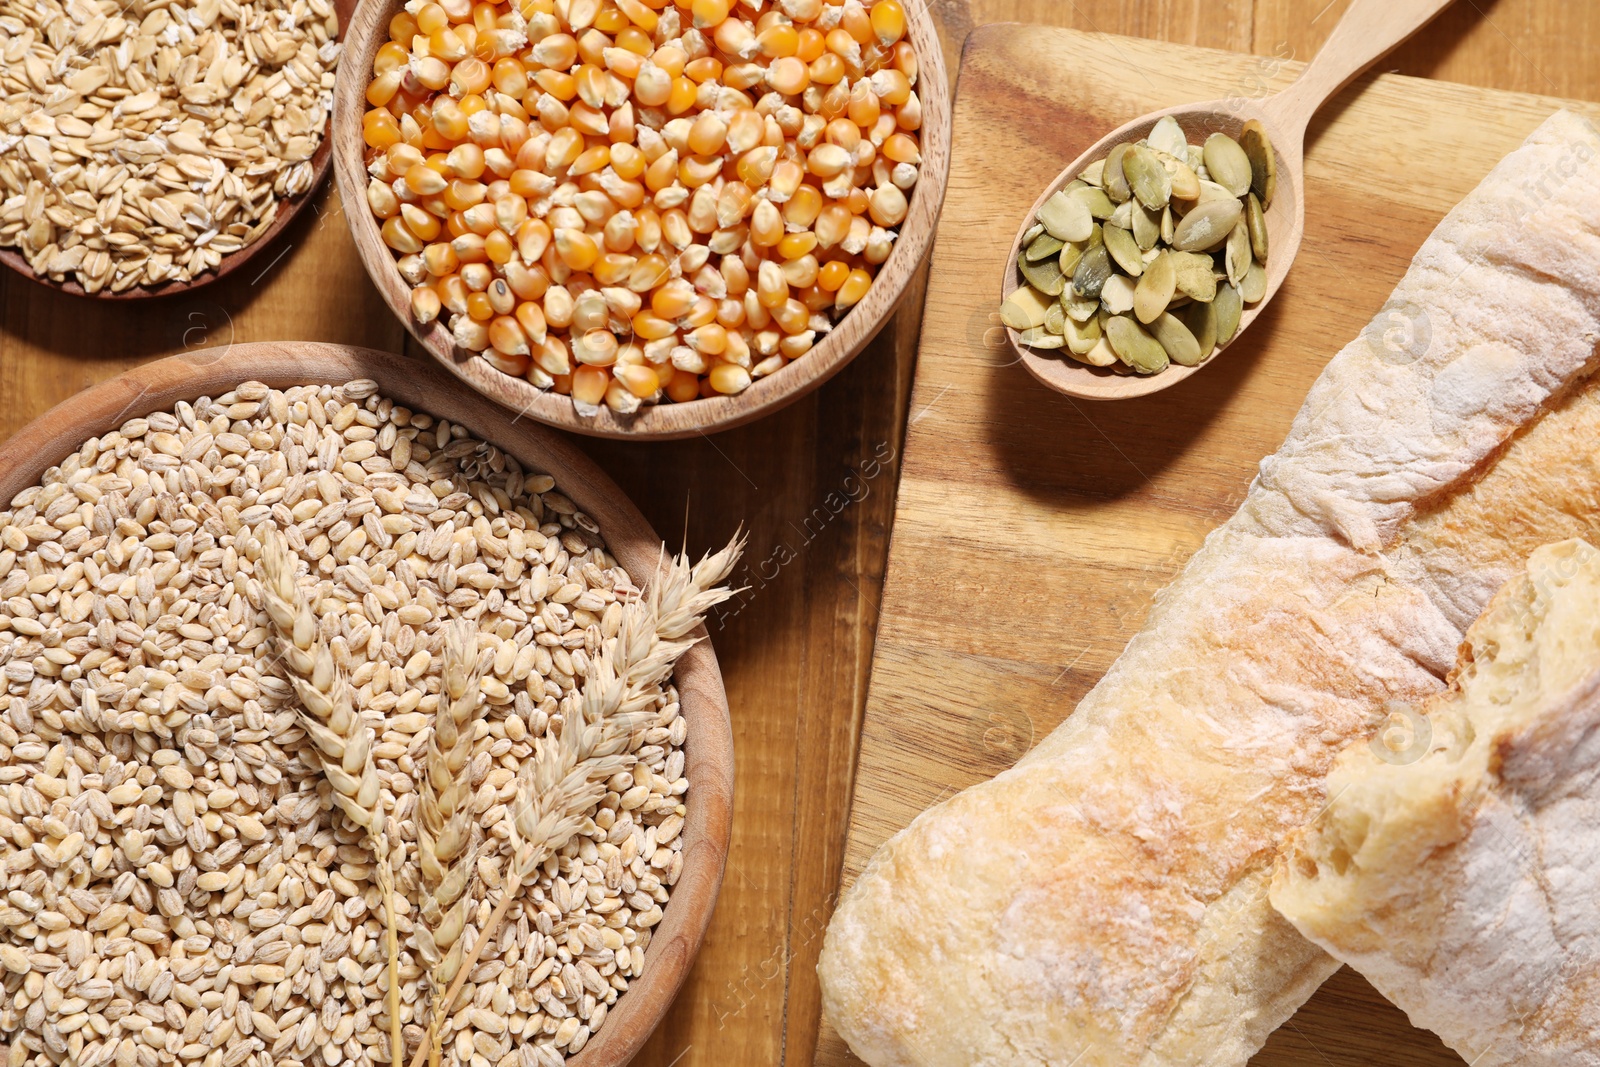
[418,620,486,1067]
[403,536,742,1067]
[257,528,405,1067]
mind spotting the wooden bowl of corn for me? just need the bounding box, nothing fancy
[332,0,950,439]
[0,341,736,1067]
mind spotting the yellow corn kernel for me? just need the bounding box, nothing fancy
[686,56,724,83]
[603,212,638,251]
[713,18,756,58]
[415,2,447,34]
[389,10,419,42]
[366,69,403,108]
[633,62,672,107]
[808,51,845,86]
[515,300,549,344]
[841,2,872,42]
[593,253,637,286]
[768,159,805,202]
[666,76,698,115]
[666,369,700,403]
[661,208,692,250]
[632,311,677,340]
[716,297,746,329]
[709,363,751,395]
[721,255,750,296]
[679,154,722,187]
[815,203,851,247]
[399,204,441,243]
[451,57,492,96]
[616,363,660,398]
[836,267,872,308]
[604,46,645,79]
[382,216,425,254]
[796,26,826,61]
[554,229,599,271]
[686,323,727,355]
[644,149,679,191]
[687,113,728,157]
[682,296,719,329]
[627,254,671,293]
[782,185,822,230]
[616,0,658,31]
[690,0,729,27]
[772,297,809,334]
[461,203,496,235]
[403,163,447,197]
[436,274,469,314]
[780,330,816,359]
[781,254,819,289]
[806,143,851,179]
[756,260,789,309]
[768,56,810,95]
[546,128,584,172]
[505,260,550,303]
[868,184,908,227]
[572,365,610,406]
[411,285,442,324]
[873,68,912,106]
[544,286,575,328]
[484,229,513,264]
[594,4,629,32]
[534,70,577,100]
[488,315,530,355]
[651,278,697,318]
[536,336,572,377]
[883,132,920,164]
[532,33,578,68]
[897,91,922,131]
[367,178,400,219]
[466,291,495,321]
[573,328,620,366]
[870,0,906,44]
[750,199,783,247]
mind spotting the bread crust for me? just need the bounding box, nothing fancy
[819,110,1600,1067]
[1271,539,1600,1066]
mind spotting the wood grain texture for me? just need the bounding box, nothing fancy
[330,0,950,440]
[820,23,1600,1067]
[0,341,734,1067]
[0,0,357,300]
[5,4,1599,1067]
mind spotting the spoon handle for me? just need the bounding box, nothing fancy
[1263,0,1455,140]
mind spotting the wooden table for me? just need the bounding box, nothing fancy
[0,2,1594,1065]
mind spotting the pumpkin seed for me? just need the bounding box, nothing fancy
[1195,179,1236,203]
[1149,311,1203,366]
[1044,301,1067,335]
[1203,133,1253,197]
[1069,185,1117,220]
[1241,119,1276,207]
[1108,199,1134,229]
[1103,224,1145,277]
[1147,115,1188,158]
[1026,232,1065,262]
[1132,201,1161,250]
[1038,191,1094,243]
[1167,159,1200,201]
[1063,291,1099,322]
[1123,145,1171,210]
[1020,253,1065,296]
[1103,143,1132,203]
[1240,259,1267,303]
[1105,314,1169,374]
[1058,240,1084,276]
[1170,251,1218,302]
[1100,273,1136,315]
[1064,313,1102,355]
[1063,179,1088,195]
[1074,335,1119,367]
[1134,252,1175,324]
[1160,204,1175,244]
[1079,158,1106,187]
[1186,145,1206,175]
[1022,222,1044,244]
[1072,243,1113,299]
[1001,286,1053,330]
[1183,298,1218,356]
[1172,198,1243,252]
[1214,282,1242,344]
[1019,326,1065,349]
[1246,192,1268,263]
[1225,219,1251,287]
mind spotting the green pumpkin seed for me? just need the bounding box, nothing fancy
[1064,313,1102,355]
[1123,145,1172,210]
[1044,301,1066,335]
[1079,158,1106,187]
[1225,218,1251,287]
[1203,133,1253,197]
[1062,179,1088,195]
[1246,192,1268,264]
[1038,191,1094,243]
[1167,158,1200,201]
[1100,273,1136,315]
[1214,282,1242,344]
[1160,204,1175,244]
[1132,201,1160,250]
[1069,185,1117,220]
[1195,179,1235,203]
[1019,326,1065,349]
[1063,291,1099,322]
[1134,251,1175,324]
[1240,260,1267,303]
[1058,240,1084,276]
[1103,143,1132,203]
[1001,286,1054,330]
[1172,198,1243,252]
[1147,116,1188,158]
[1072,243,1113,299]
[1022,222,1044,244]
[1025,232,1065,262]
[1183,298,1218,356]
[1105,315,1169,374]
[1149,311,1203,366]
[1075,335,1119,367]
[1186,145,1206,174]
[1241,119,1276,207]
[1020,253,1065,296]
[1170,251,1218,302]
[1103,224,1144,277]
[1108,199,1134,230]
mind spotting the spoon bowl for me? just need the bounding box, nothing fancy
[1004,0,1454,400]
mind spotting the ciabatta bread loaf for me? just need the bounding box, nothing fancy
[817,109,1600,1067]
[1271,538,1600,1066]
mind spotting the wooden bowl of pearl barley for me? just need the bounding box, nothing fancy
[333,0,950,439]
[0,342,735,1067]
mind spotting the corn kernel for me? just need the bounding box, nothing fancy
[571,365,610,406]
[709,363,752,395]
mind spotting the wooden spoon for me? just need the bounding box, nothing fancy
[1004,0,1455,400]
[0,0,356,300]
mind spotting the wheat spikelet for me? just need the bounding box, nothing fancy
[257,527,405,1067]
[418,620,487,1065]
[404,536,742,1067]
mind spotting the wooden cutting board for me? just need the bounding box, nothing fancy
[816,24,1600,1067]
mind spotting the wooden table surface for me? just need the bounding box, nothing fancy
[1,2,1595,1066]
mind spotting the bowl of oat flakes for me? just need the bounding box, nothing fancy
[0,0,355,297]
[0,341,736,1067]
